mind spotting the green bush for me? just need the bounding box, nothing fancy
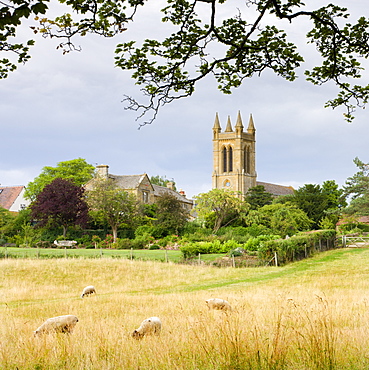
[117,238,133,249]
[258,230,336,265]
[180,239,245,258]
[244,235,281,252]
[135,225,155,238]
[35,241,52,248]
[149,244,160,250]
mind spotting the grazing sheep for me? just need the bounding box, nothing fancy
[34,315,79,336]
[131,317,162,340]
[81,285,96,298]
[205,298,232,312]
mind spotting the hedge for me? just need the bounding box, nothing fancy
[258,229,336,265]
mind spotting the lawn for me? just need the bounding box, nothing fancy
[0,246,224,263]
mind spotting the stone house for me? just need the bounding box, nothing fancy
[85,165,194,211]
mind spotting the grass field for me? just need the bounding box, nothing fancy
[0,247,223,263]
[1,247,369,369]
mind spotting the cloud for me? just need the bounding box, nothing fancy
[0,1,367,198]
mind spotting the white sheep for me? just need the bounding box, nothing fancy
[34,315,79,336]
[81,285,96,298]
[131,317,162,340]
[205,298,232,312]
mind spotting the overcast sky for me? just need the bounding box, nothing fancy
[1,0,368,199]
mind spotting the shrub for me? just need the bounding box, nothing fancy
[180,239,244,258]
[258,230,336,265]
[244,235,281,252]
[117,238,133,249]
[35,241,52,248]
[135,225,154,237]
[149,244,160,250]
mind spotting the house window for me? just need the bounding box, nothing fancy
[20,204,26,210]
[142,191,149,203]
[228,147,233,172]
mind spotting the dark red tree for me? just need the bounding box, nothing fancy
[31,178,89,237]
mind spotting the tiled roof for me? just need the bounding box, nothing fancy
[152,184,193,205]
[109,174,151,190]
[0,186,24,210]
[256,181,294,196]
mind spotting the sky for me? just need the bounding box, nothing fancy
[0,0,368,199]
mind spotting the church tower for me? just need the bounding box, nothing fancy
[212,111,257,198]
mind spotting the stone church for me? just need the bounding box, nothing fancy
[212,111,294,198]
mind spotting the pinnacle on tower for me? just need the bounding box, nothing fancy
[213,112,221,131]
[247,114,256,134]
[224,116,233,132]
[235,110,244,133]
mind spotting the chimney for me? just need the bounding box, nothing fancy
[166,181,175,190]
[179,189,186,197]
[96,164,109,179]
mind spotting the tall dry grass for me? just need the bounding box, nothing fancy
[1,249,369,369]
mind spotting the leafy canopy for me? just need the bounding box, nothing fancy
[194,188,249,233]
[245,185,273,210]
[150,175,177,190]
[25,158,95,201]
[2,1,369,124]
[343,157,369,216]
[155,193,189,235]
[245,202,312,238]
[87,178,138,242]
[30,178,89,237]
[289,180,345,229]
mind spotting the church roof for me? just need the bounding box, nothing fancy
[256,181,294,196]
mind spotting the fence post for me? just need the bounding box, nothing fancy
[165,250,168,263]
[342,235,346,248]
[274,252,278,267]
[198,253,201,265]
[232,255,235,268]
[64,247,67,258]
[4,246,7,259]
[130,248,133,261]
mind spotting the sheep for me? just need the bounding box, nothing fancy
[34,315,79,336]
[131,317,162,340]
[205,298,232,312]
[81,285,96,298]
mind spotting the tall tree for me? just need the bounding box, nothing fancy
[290,181,345,229]
[245,203,312,238]
[343,157,369,215]
[30,178,89,237]
[194,189,249,233]
[155,193,189,235]
[245,185,273,210]
[2,1,369,124]
[290,184,328,229]
[25,158,95,201]
[87,178,138,242]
